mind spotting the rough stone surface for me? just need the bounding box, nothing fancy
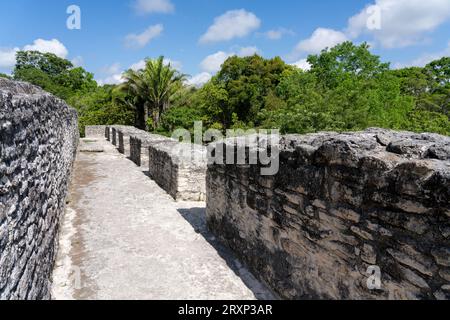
[51,139,274,300]
[115,126,146,156]
[206,128,450,300]
[105,127,110,141]
[148,139,207,201]
[0,79,78,300]
[111,128,117,146]
[129,132,172,168]
[85,126,106,138]
[109,126,207,202]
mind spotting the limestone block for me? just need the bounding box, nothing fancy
[0,79,78,300]
[206,128,450,300]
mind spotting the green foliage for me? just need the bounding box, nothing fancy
[11,50,134,136]
[308,42,390,89]
[68,86,134,137]
[118,56,187,131]
[0,73,11,79]
[9,45,450,137]
[13,51,97,101]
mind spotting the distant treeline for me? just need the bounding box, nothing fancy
[3,42,449,136]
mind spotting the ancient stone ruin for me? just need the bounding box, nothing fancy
[0,79,78,299]
[206,129,450,299]
[0,78,449,300]
[108,126,207,201]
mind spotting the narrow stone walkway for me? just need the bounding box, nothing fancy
[51,138,275,300]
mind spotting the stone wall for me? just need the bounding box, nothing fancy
[111,128,117,146]
[206,128,450,300]
[148,140,207,201]
[0,79,79,300]
[129,132,172,168]
[85,125,106,138]
[104,126,207,201]
[115,126,146,156]
[105,126,110,141]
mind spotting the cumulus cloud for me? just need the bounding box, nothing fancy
[238,46,260,56]
[200,9,261,44]
[101,62,121,75]
[125,24,163,49]
[97,62,125,85]
[264,28,295,40]
[0,39,69,71]
[291,59,311,71]
[186,72,212,88]
[71,56,84,67]
[200,47,261,74]
[97,74,125,86]
[294,28,348,55]
[134,0,174,14]
[23,38,69,58]
[130,60,146,71]
[347,0,450,48]
[0,47,19,68]
[163,58,183,71]
[394,41,450,68]
[200,51,234,73]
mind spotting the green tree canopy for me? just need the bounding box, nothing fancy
[118,56,186,130]
[13,50,97,100]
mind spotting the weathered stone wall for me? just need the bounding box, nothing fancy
[115,126,146,156]
[111,128,117,146]
[129,132,172,168]
[105,126,110,141]
[85,125,106,138]
[148,140,207,201]
[0,79,79,300]
[104,126,207,201]
[206,128,450,300]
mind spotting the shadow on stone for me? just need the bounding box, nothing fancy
[176,207,277,300]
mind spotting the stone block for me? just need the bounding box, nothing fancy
[206,128,449,300]
[0,79,78,300]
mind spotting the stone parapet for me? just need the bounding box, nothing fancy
[206,128,450,300]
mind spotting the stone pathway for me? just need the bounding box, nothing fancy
[51,138,275,300]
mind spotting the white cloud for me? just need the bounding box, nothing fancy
[134,0,174,14]
[238,46,260,56]
[125,24,163,49]
[130,60,146,71]
[101,62,121,75]
[200,51,234,73]
[264,28,295,40]
[0,47,19,68]
[291,59,311,71]
[394,41,450,68]
[97,62,125,85]
[163,58,183,71]
[71,56,84,67]
[186,72,212,88]
[23,39,68,58]
[0,39,69,71]
[200,9,261,44]
[200,47,261,74]
[347,0,450,48]
[295,28,348,55]
[97,74,125,86]
[99,57,182,85]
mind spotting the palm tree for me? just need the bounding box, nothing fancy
[116,56,186,131]
[116,68,147,129]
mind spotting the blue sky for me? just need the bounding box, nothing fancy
[1,0,450,86]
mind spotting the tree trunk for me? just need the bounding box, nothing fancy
[135,104,146,130]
